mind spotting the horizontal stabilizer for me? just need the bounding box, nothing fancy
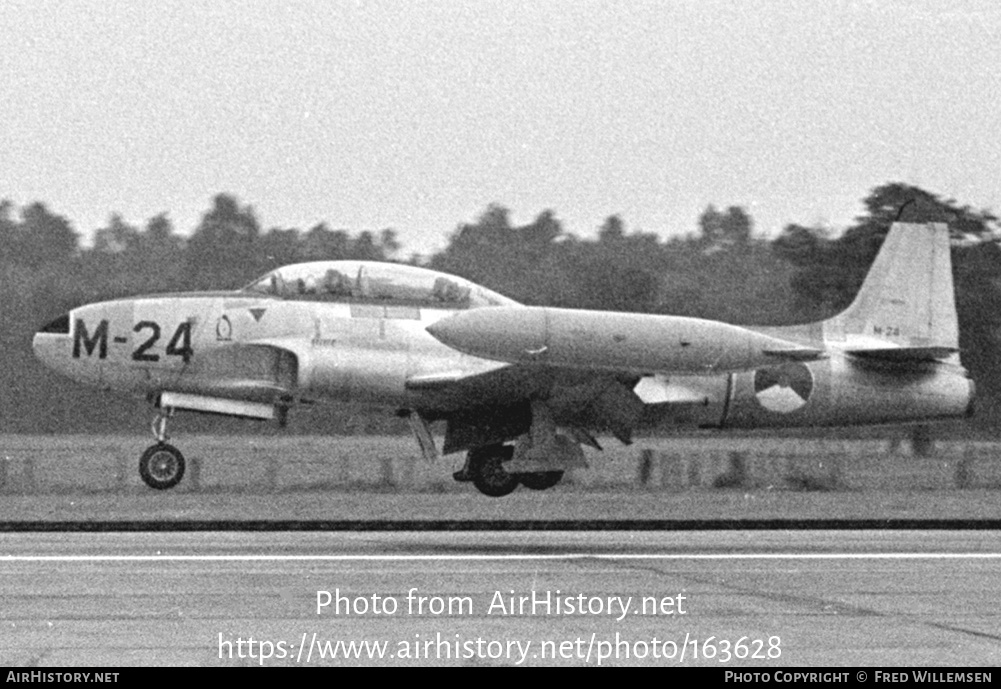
[847,346,959,363]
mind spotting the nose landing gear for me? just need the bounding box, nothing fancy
[139,409,186,490]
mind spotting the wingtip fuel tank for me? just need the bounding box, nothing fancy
[426,305,823,374]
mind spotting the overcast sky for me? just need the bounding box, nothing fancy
[2,0,999,256]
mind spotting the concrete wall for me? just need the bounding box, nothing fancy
[1,435,999,494]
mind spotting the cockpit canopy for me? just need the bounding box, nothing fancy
[242,261,519,309]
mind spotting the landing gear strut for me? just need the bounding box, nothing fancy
[139,409,186,490]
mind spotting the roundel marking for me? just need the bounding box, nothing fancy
[753,362,814,413]
[216,314,233,341]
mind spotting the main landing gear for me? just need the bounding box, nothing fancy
[139,410,186,490]
[518,470,564,491]
[453,444,565,498]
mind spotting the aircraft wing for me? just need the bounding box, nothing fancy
[761,347,827,361]
[405,363,514,392]
[406,360,553,410]
[408,357,669,452]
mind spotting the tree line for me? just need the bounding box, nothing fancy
[2,183,999,434]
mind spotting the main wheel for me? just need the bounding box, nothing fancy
[518,471,564,491]
[469,445,519,498]
[139,443,186,490]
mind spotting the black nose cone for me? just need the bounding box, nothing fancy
[38,314,71,334]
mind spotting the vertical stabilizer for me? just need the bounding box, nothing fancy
[825,222,958,355]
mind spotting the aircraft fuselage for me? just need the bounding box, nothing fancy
[639,356,973,431]
[34,292,974,432]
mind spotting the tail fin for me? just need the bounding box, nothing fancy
[824,222,959,360]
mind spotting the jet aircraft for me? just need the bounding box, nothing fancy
[33,222,973,497]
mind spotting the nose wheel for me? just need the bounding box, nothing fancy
[139,442,186,490]
[140,408,185,490]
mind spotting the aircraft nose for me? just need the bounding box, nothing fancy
[37,313,71,336]
[33,313,71,366]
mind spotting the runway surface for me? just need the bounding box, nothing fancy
[2,531,1000,667]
